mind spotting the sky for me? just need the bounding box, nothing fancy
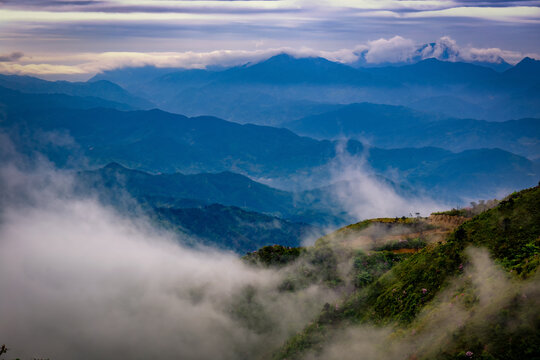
[0,0,539,79]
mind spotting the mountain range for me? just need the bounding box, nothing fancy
[284,102,540,159]
[351,40,513,71]
[75,162,326,252]
[90,55,540,123]
[0,74,153,110]
[1,87,537,204]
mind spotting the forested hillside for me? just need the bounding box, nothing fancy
[242,184,540,359]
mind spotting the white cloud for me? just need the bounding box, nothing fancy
[364,36,417,63]
[327,145,447,220]
[0,36,537,78]
[403,5,540,22]
[0,160,335,360]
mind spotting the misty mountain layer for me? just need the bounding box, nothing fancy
[91,55,540,124]
[1,88,537,204]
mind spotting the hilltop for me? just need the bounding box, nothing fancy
[243,184,540,359]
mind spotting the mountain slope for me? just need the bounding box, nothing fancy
[154,204,317,253]
[284,102,436,139]
[365,58,499,86]
[285,103,540,158]
[273,184,540,359]
[407,95,485,119]
[0,85,133,111]
[500,57,540,89]
[88,54,401,124]
[76,163,324,252]
[216,54,377,86]
[2,97,537,201]
[0,74,154,109]
[78,162,299,217]
[90,55,540,124]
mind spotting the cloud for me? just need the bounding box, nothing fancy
[0,155,336,360]
[0,51,24,62]
[363,36,416,63]
[418,36,530,64]
[403,5,540,22]
[0,47,363,77]
[326,144,447,220]
[0,0,537,72]
[356,35,540,65]
[0,35,537,78]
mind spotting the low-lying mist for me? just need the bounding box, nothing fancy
[327,146,448,220]
[303,247,540,360]
[0,161,336,360]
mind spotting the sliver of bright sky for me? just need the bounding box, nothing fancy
[0,0,539,78]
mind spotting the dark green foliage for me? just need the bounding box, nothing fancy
[273,250,411,359]
[354,271,373,288]
[352,250,410,289]
[243,245,305,267]
[229,285,277,334]
[365,241,465,323]
[433,208,469,217]
[454,186,540,277]
[372,238,427,252]
[306,242,344,287]
[278,240,347,291]
[435,287,540,360]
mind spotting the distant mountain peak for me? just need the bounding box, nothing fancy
[519,56,536,63]
[267,53,296,61]
[255,53,328,67]
[351,39,512,71]
[515,57,540,67]
[504,56,540,80]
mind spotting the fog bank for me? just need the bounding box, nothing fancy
[0,164,334,360]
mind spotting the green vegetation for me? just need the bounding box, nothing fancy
[318,217,431,244]
[351,250,410,289]
[276,239,350,291]
[456,187,540,277]
[432,199,500,218]
[272,185,540,360]
[432,208,470,217]
[243,245,306,267]
[372,237,427,252]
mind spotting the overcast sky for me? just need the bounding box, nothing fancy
[0,0,539,78]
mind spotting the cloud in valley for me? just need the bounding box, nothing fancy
[0,159,335,360]
[327,145,447,220]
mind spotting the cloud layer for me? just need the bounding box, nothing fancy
[0,36,537,79]
[0,160,334,360]
[0,0,538,79]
